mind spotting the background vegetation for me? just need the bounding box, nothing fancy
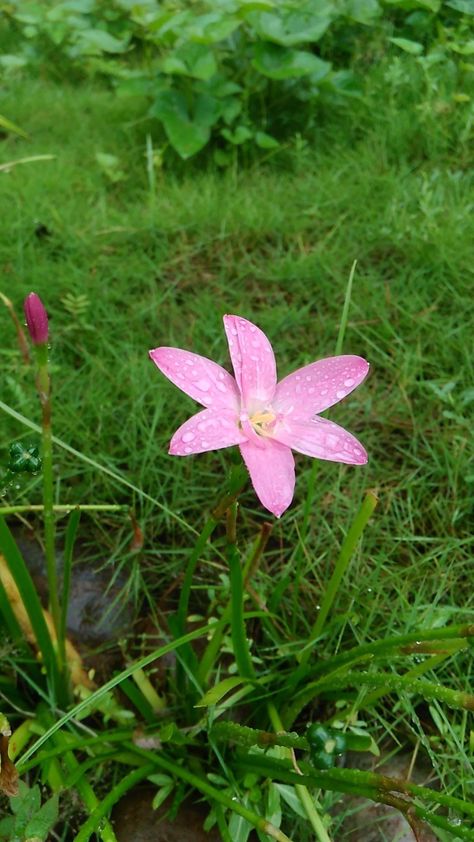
[0,0,473,839]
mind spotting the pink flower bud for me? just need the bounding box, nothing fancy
[24,292,49,345]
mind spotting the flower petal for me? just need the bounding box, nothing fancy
[170,408,246,455]
[272,416,368,465]
[274,355,369,419]
[239,438,295,518]
[149,347,239,409]
[223,315,277,411]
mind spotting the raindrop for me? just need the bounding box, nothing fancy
[336,389,346,400]
[182,432,195,443]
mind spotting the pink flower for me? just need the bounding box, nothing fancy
[149,316,369,518]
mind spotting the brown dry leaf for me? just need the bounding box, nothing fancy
[0,554,94,689]
[0,734,18,796]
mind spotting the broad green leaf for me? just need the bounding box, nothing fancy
[229,808,253,842]
[0,55,28,70]
[221,124,253,144]
[266,782,282,827]
[75,29,129,54]
[151,783,174,811]
[10,782,40,816]
[195,93,222,127]
[449,39,474,54]
[151,91,212,158]
[222,98,242,124]
[162,43,218,81]
[389,36,424,54]
[345,0,381,23]
[384,0,439,8]
[186,13,241,43]
[24,794,58,839]
[273,784,307,819]
[253,42,329,79]
[255,130,280,148]
[247,5,333,45]
[445,0,474,12]
[195,676,245,707]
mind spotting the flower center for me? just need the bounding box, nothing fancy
[249,410,276,436]
[239,408,276,447]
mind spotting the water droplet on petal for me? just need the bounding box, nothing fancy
[336,390,346,400]
[182,432,195,443]
[344,377,355,387]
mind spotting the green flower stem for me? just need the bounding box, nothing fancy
[299,491,378,667]
[234,755,474,830]
[0,504,127,515]
[197,609,231,685]
[307,623,474,681]
[176,464,248,638]
[321,670,474,710]
[212,721,309,751]
[285,669,474,728]
[243,521,273,584]
[356,652,451,710]
[35,344,62,670]
[132,667,166,713]
[267,703,333,842]
[176,514,219,635]
[74,763,155,842]
[228,503,255,680]
[198,521,273,686]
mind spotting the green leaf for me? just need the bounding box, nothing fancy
[162,43,217,81]
[228,808,253,842]
[389,37,424,54]
[75,29,129,54]
[151,783,174,811]
[253,42,329,79]
[186,13,241,43]
[195,676,245,707]
[0,55,28,71]
[247,5,333,45]
[151,91,211,158]
[221,125,253,144]
[445,0,474,13]
[273,784,308,819]
[222,98,242,124]
[255,130,280,149]
[344,0,381,23]
[24,794,58,840]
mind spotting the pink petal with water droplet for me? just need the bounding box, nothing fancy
[272,416,368,465]
[274,355,369,419]
[239,438,295,518]
[149,347,239,410]
[223,315,277,411]
[169,408,246,455]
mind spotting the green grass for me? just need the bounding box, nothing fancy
[0,57,473,831]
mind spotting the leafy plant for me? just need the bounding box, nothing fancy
[1,0,472,161]
[0,781,58,842]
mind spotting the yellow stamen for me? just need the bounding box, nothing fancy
[250,411,275,425]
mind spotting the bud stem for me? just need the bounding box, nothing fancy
[34,343,63,673]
